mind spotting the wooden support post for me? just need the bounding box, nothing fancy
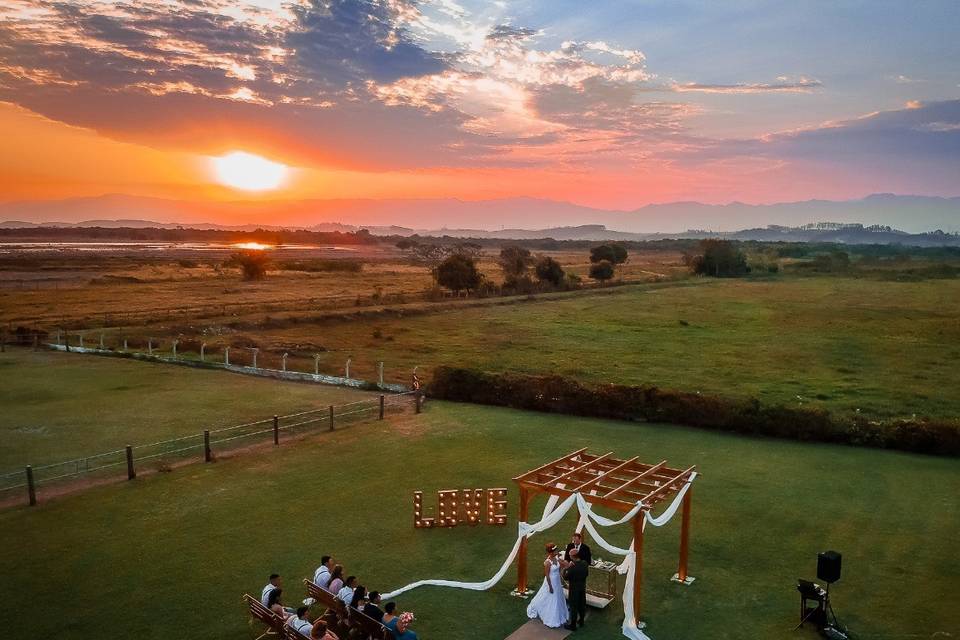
[26,465,36,506]
[273,415,280,445]
[633,512,645,625]
[677,488,692,582]
[328,405,334,431]
[203,430,211,462]
[379,395,385,420]
[126,445,136,480]
[415,391,422,414]
[516,486,531,594]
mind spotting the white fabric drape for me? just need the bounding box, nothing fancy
[382,493,580,599]
[381,472,697,640]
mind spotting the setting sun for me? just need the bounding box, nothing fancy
[211,151,288,191]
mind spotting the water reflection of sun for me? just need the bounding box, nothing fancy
[233,242,273,250]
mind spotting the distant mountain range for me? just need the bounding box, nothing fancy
[3,219,957,246]
[1,192,958,236]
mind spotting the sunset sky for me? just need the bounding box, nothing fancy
[1,0,959,214]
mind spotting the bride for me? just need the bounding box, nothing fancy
[526,543,569,628]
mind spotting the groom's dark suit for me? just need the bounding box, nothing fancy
[563,558,588,629]
[565,541,592,565]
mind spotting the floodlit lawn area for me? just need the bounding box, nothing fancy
[263,276,960,419]
[0,401,956,640]
[0,349,378,470]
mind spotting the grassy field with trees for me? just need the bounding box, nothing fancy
[255,277,960,420]
[0,399,956,640]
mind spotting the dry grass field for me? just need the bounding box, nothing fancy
[0,243,686,327]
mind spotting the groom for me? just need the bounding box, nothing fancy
[563,548,588,630]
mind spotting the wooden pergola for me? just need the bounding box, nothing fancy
[512,448,696,623]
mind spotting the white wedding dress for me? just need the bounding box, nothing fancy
[526,558,569,628]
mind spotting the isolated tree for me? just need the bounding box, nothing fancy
[499,245,534,285]
[406,242,448,283]
[436,254,483,292]
[688,239,749,277]
[589,260,615,285]
[231,250,270,281]
[590,244,628,266]
[534,256,565,287]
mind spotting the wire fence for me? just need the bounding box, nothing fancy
[0,391,420,507]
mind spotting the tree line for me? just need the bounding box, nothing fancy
[396,240,631,293]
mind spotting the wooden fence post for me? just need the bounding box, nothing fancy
[126,445,136,480]
[379,395,385,420]
[203,430,211,462]
[329,405,334,431]
[26,465,36,506]
[273,415,279,445]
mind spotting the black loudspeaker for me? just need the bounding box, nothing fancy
[817,550,842,584]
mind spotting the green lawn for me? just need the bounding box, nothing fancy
[0,400,956,640]
[0,349,378,470]
[263,276,960,420]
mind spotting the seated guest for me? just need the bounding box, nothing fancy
[288,606,314,637]
[327,565,345,595]
[383,604,418,640]
[349,585,367,610]
[336,575,357,605]
[266,586,294,619]
[261,574,282,608]
[363,591,384,621]
[310,619,340,640]
[314,556,335,589]
[382,602,398,627]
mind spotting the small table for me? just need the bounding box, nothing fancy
[562,559,621,608]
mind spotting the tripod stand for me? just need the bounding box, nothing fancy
[821,584,851,639]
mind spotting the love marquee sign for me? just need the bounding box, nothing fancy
[413,488,508,527]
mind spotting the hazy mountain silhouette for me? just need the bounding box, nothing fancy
[0,193,957,234]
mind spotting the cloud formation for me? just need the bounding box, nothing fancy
[0,0,955,202]
[671,77,822,94]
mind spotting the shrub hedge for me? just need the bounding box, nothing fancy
[428,367,960,456]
